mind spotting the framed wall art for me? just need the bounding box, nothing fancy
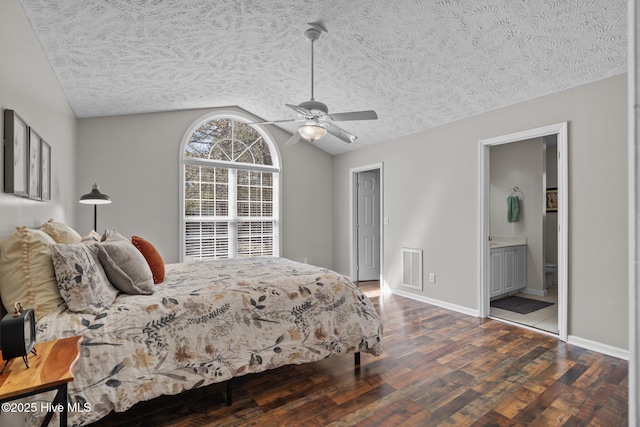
[41,139,51,201]
[28,128,41,200]
[546,188,558,212]
[3,109,29,196]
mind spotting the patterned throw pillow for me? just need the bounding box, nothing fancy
[51,243,118,314]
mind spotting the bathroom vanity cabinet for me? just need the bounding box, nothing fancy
[490,244,526,299]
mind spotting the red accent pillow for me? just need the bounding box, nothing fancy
[131,236,165,284]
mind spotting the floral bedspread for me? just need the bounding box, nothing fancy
[34,257,383,426]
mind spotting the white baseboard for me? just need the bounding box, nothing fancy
[390,288,478,317]
[567,335,629,360]
[521,287,547,297]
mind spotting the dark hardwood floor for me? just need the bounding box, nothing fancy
[90,281,628,426]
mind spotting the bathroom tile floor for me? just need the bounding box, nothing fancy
[490,284,559,334]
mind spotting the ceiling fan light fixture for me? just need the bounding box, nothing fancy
[298,124,327,142]
[254,23,377,146]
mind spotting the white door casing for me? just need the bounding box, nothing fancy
[478,122,568,342]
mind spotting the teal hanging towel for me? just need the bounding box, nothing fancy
[507,195,520,222]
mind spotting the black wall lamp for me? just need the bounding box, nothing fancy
[79,183,111,231]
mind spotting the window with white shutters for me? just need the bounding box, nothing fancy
[181,116,280,261]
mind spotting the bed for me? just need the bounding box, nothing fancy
[12,245,382,426]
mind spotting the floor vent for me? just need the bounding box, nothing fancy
[402,248,423,290]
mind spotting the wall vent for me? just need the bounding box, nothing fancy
[402,248,423,290]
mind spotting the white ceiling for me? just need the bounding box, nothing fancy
[19,0,627,155]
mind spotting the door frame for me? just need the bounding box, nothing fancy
[350,163,384,287]
[629,2,639,421]
[478,122,568,341]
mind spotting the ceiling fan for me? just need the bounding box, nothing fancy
[254,23,378,146]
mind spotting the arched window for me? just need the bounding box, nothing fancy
[180,113,281,261]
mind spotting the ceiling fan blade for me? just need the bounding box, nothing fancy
[329,110,378,122]
[285,103,312,116]
[248,118,302,125]
[285,133,301,146]
[323,122,357,144]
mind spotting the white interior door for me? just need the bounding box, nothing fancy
[357,171,380,281]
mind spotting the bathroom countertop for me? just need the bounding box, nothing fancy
[489,235,527,249]
[490,242,527,249]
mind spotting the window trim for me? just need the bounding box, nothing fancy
[178,110,282,262]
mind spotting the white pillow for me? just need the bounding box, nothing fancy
[40,219,82,244]
[82,230,103,243]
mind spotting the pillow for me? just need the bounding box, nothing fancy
[40,219,82,244]
[131,236,165,284]
[82,230,103,243]
[102,228,129,243]
[0,227,64,318]
[51,243,118,314]
[97,241,154,295]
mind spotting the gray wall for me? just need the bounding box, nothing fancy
[0,0,77,239]
[0,2,77,426]
[77,109,334,267]
[333,74,628,351]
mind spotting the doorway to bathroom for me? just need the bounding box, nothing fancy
[478,123,568,341]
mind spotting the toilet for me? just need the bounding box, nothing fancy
[545,263,557,288]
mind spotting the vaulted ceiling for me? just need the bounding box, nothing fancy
[19,0,627,155]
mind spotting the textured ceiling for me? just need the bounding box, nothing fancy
[19,0,627,155]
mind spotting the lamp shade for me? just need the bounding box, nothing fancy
[79,184,111,205]
[298,124,327,142]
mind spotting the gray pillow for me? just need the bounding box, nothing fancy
[98,241,154,295]
[101,228,129,242]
